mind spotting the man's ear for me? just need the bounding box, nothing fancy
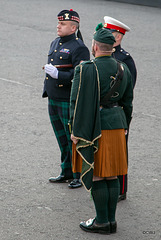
[95,43,98,51]
[116,33,123,41]
[71,25,77,33]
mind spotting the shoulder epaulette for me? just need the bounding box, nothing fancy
[120,48,130,56]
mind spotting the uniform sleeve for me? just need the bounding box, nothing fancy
[57,46,90,86]
[69,65,81,123]
[119,66,133,127]
[72,46,90,68]
[123,55,137,88]
[57,68,74,86]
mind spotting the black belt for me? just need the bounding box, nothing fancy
[100,102,119,108]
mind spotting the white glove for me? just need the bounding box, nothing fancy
[45,63,58,79]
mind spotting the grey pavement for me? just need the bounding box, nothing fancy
[0,0,161,239]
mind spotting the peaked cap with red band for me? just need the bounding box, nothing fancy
[104,16,130,35]
[57,9,80,23]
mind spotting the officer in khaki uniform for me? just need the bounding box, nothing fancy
[104,16,137,201]
[42,9,90,188]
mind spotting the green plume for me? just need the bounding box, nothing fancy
[95,23,104,31]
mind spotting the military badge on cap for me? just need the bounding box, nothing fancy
[104,16,130,35]
[57,9,80,23]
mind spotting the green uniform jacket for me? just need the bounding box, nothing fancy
[70,56,133,191]
[70,56,133,130]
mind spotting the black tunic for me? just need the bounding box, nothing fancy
[42,33,90,101]
[112,45,137,88]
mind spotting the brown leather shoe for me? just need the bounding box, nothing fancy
[80,218,110,234]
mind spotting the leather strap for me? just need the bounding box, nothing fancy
[100,61,124,106]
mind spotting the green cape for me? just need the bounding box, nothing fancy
[72,61,101,191]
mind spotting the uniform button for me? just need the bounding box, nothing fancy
[60,56,62,59]
[59,43,62,45]
[112,48,116,53]
[51,59,53,61]
[120,49,123,52]
[76,37,78,40]
[59,84,63,87]
[126,53,129,55]
[46,77,48,80]
[54,50,57,52]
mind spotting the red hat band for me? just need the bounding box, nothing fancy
[104,23,126,34]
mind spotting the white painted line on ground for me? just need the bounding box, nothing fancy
[0,77,33,88]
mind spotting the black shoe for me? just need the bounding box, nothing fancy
[68,179,82,188]
[80,218,110,234]
[118,193,127,202]
[110,221,117,233]
[49,174,73,183]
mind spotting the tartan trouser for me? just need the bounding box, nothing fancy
[48,98,73,177]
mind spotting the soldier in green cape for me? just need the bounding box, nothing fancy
[70,24,133,234]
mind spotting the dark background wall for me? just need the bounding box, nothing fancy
[106,0,161,8]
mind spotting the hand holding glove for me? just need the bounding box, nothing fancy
[45,63,58,79]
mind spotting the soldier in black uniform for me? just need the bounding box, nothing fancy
[42,9,90,188]
[104,16,137,200]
